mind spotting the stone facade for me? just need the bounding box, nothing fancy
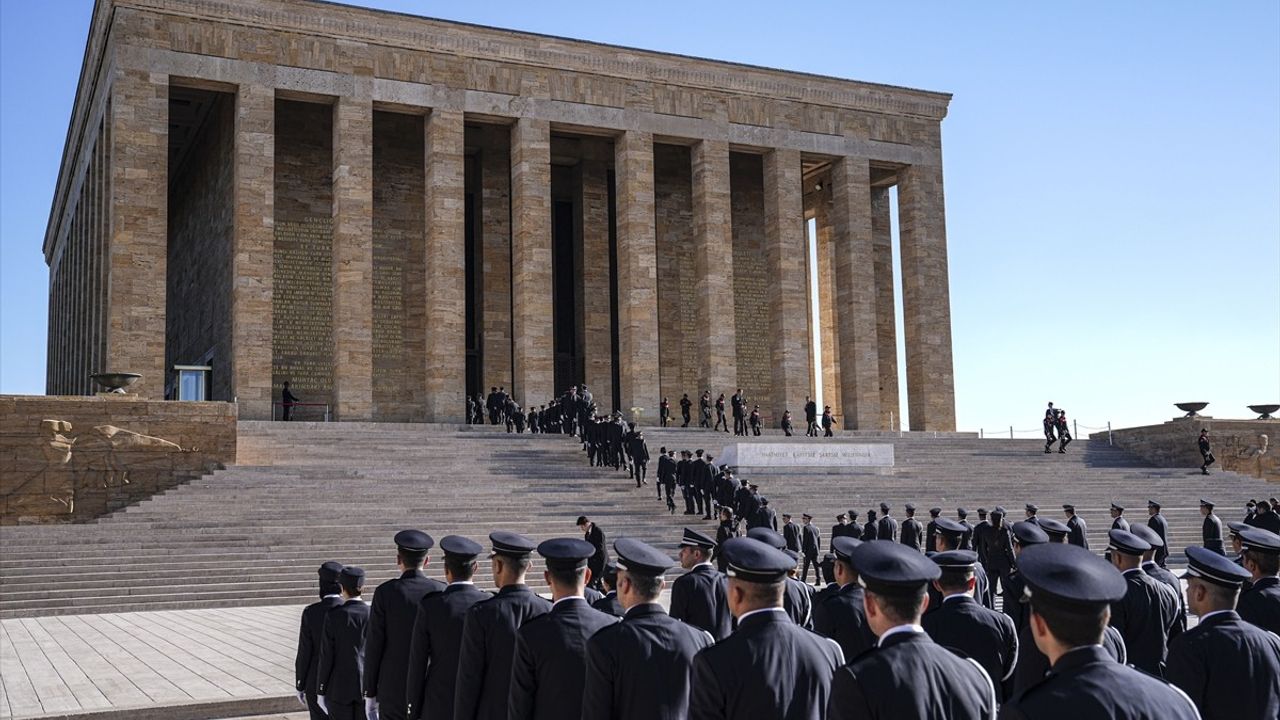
[43,0,956,428]
[1094,418,1280,482]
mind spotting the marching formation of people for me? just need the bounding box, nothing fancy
[1042,401,1073,454]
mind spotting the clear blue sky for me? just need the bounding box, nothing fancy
[2,1,1277,434]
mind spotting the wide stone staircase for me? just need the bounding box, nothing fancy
[0,421,1273,618]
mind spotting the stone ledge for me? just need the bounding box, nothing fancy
[1091,417,1279,482]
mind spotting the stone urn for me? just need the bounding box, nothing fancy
[1174,402,1208,418]
[90,372,142,394]
[1249,404,1280,420]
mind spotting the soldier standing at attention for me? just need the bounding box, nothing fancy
[405,537,490,720]
[689,538,845,719]
[365,531,445,720]
[900,504,923,552]
[1201,498,1225,555]
[1063,504,1089,549]
[296,561,345,720]
[508,539,617,720]
[828,542,996,720]
[998,543,1199,720]
[583,539,715,720]
[670,528,732,641]
[317,567,371,720]
[1198,428,1214,475]
[452,532,551,720]
[730,388,746,436]
[680,393,692,427]
[804,396,818,437]
[1109,503,1129,532]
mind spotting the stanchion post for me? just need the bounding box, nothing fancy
[1107,421,1112,446]
[1009,426,1013,439]
[1074,419,1078,439]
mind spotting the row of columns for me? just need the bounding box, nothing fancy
[91,68,953,429]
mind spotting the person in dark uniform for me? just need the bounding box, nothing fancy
[1037,517,1071,544]
[998,543,1198,720]
[781,410,794,436]
[1166,545,1280,720]
[900,504,923,552]
[404,537,490,720]
[821,406,836,437]
[700,391,713,429]
[862,510,879,541]
[591,562,626,617]
[577,516,608,591]
[453,532,551,720]
[656,446,674,502]
[828,541,996,720]
[1106,529,1177,677]
[1003,521,1050,636]
[957,508,974,551]
[677,451,695,515]
[830,513,851,551]
[1129,524,1186,640]
[803,396,818,437]
[922,550,1018,702]
[583,538,715,720]
[729,388,744,436]
[1198,428,1214,474]
[628,430,650,488]
[690,537,845,719]
[1024,503,1040,525]
[282,381,299,421]
[1143,500,1168,565]
[812,536,874,660]
[680,393,692,427]
[670,528,732,641]
[713,508,738,572]
[749,405,762,436]
[1109,502,1129,532]
[1247,498,1280,533]
[660,397,671,427]
[365,531,446,720]
[1042,403,1057,453]
[972,508,991,564]
[296,561,345,720]
[925,508,941,553]
[1236,525,1280,634]
[1063,504,1089,549]
[845,510,863,541]
[981,507,1016,599]
[752,497,778,532]
[508,539,617,720]
[747,527,814,628]
[800,513,822,586]
[688,451,708,517]
[1201,498,1225,554]
[876,503,898,543]
[930,517,992,608]
[317,567,371,720]
[1054,408,1071,453]
[782,514,801,553]
[713,393,728,432]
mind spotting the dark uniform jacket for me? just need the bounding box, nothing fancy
[583,525,608,583]
[509,597,618,720]
[801,524,821,559]
[1066,515,1089,549]
[690,608,844,720]
[296,594,344,693]
[782,521,802,552]
[972,520,992,564]
[452,584,552,720]
[591,591,626,617]
[750,506,777,532]
[405,582,490,720]
[1143,561,1187,637]
[982,524,1016,573]
[1203,514,1224,554]
[366,570,447,712]
[670,563,732,641]
[783,577,814,629]
[1237,576,1280,634]
[925,520,939,553]
[657,454,677,485]
[812,583,875,661]
[877,515,899,543]
[1012,625,1125,697]
[1147,514,1169,565]
[1245,507,1280,534]
[900,517,924,551]
[922,595,1018,702]
[317,599,372,704]
[958,520,974,551]
[1110,568,1178,676]
[862,521,878,541]
[1111,516,1130,532]
[583,603,714,720]
[1166,609,1280,720]
[999,645,1200,720]
[830,523,852,551]
[827,628,995,720]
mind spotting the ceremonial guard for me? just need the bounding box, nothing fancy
[1201,498,1225,554]
[828,541,996,720]
[453,532,551,720]
[714,393,728,432]
[1146,500,1169,566]
[317,567,371,720]
[365,531,446,720]
[1198,428,1214,474]
[583,539,714,720]
[1166,545,1280,720]
[922,550,1018,702]
[296,561,345,720]
[405,537,490,720]
[900,504,923,551]
[1109,503,1129,532]
[1106,529,1177,676]
[998,544,1200,720]
[508,539,618,720]
[670,528,732,640]
[689,537,845,719]
[812,536,874,660]
[1063,504,1088,549]
[1235,525,1280,633]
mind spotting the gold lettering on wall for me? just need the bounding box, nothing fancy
[733,238,771,403]
[273,217,334,408]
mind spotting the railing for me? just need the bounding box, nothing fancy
[979,421,1113,445]
[272,402,331,422]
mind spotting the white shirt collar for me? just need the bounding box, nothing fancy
[448,580,475,587]
[943,592,972,603]
[321,593,342,599]
[736,607,787,623]
[1198,609,1234,624]
[693,560,714,570]
[877,624,925,646]
[553,595,586,608]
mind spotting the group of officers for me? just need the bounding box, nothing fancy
[468,385,601,435]
[296,503,1280,720]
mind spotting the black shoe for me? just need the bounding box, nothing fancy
[1044,449,1051,454]
[1058,449,1066,453]
[684,511,696,515]
[1202,469,1210,475]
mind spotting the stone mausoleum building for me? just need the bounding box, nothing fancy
[44,0,956,429]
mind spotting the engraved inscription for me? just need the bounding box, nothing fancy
[273,217,334,407]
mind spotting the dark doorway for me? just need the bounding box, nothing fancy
[551,199,580,394]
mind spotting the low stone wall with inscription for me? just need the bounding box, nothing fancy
[1092,417,1279,482]
[718,442,895,470]
[0,395,237,524]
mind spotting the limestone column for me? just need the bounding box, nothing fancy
[763,148,811,419]
[830,156,881,430]
[691,139,736,394]
[231,83,275,418]
[510,118,554,406]
[423,109,466,422]
[614,131,660,417]
[106,67,167,398]
[578,141,613,405]
[898,163,956,431]
[871,186,900,429]
[480,126,512,392]
[331,94,375,421]
[813,189,842,414]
